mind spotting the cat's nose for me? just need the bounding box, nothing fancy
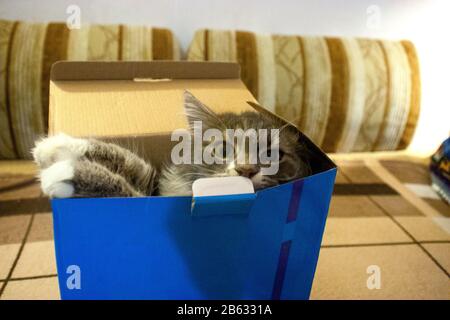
[235,165,259,178]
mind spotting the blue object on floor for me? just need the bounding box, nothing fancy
[430,137,450,204]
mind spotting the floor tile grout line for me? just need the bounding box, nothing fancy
[322,242,415,248]
[0,239,444,282]
[368,195,450,278]
[7,274,58,282]
[321,240,450,249]
[364,158,441,217]
[414,244,450,278]
[0,213,35,298]
[367,195,417,242]
[0,238,445,282]
[340,168,450,278]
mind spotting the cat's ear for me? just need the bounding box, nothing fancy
[183,90,223,130]
[246,101,288,128]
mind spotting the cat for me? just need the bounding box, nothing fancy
[32,91,312,198]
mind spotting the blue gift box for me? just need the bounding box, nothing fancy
[49,61,336,300]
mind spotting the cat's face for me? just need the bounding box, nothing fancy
[178,91,311,191]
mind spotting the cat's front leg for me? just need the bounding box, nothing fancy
[33,133,158,197]
[39,159,143,198]
[33,133,158,196]
[82,139,158,195]
[32,133,89,169]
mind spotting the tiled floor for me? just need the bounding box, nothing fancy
[0,157,449,300]
[310,244,450,299]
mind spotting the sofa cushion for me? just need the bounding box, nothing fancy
[187,29,421,153]
[0,19,180,159]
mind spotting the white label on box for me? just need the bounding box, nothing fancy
[192,176,255,197]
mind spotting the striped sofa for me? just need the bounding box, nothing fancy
[187,29,421,153]
[1,22,421,159]
[0,19,179,160]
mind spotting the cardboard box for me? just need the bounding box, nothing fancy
[49,61,336,299]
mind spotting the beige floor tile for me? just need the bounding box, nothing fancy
[395,217,450,241]
[0,243,21,280]
[329,196,384,217]
[424,199,450,217]
[380,160,431,184]
[338,165,382,183]
[1,277,60,300]
[12,240,56,278]
[322,217,412,246]
[28,212,54,242]
[0,177,41,201]
[422,243,450,273]
[335,171,350,183]
[371,195,424,217]
[0,214,31,245]
[310,244,450,299]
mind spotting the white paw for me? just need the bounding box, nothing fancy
[32,133,89,168]
[40,160,75,198]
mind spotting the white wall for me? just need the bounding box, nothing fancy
[1,0,449,154]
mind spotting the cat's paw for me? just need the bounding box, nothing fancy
[32,133,89,169]
[39,160,75,198]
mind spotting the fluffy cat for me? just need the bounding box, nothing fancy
[33,91,311,198]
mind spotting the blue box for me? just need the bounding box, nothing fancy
[49,61,336,299]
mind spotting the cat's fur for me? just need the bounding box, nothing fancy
[33,91,311,198]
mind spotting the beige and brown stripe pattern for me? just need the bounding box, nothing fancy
[152,28,174,60]
[66,26,89,60]
[353,39,388,152]
[187,29,421,153]
[206,29,237,62]
[299,37,332,146]
[41,23,69,132]
[374,41,412,151]
[120,25,152,61]
[0,19,179,159]
[0,20,17,159]
[187,29,206,61]
[321,37,349,152]
[272,35,304,125]
[9,22,48,159]
[336,38,366,152]
[87,24,120,60]
[235,31,259,99]
[255,34,276,111]
[398,41,421,150]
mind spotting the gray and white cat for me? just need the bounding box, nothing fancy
[32,91,311,198]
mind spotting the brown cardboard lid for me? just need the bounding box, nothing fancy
[49,61,256,137]
[49,61,335,171]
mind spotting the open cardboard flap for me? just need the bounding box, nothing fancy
[50,61,335,190]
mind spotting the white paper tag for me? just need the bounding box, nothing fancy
[192,176,255,197]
